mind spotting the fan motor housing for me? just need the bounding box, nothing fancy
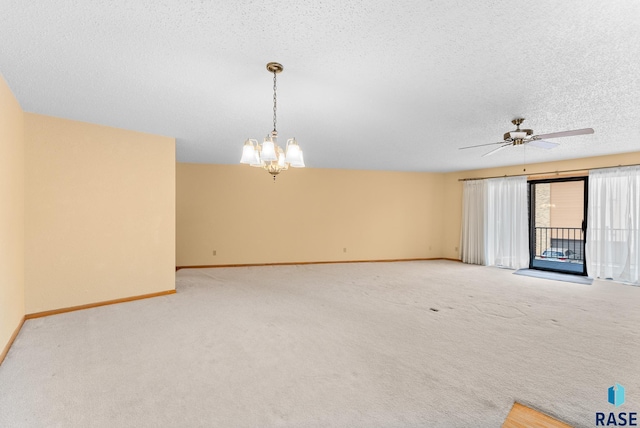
[504,128,534,142]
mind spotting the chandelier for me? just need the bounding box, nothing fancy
[240,62,305,179]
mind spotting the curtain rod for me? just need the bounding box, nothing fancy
[457,163,640,182]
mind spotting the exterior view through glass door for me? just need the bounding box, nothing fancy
[529,177,588,275]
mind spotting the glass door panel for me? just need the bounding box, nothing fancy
[529,177,588,275]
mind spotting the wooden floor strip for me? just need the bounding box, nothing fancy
[25,289,176,320]
[0,316,26,366]
[175,257,454,271]
[503,402,573,428]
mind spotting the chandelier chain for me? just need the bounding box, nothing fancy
[272,71,277,132]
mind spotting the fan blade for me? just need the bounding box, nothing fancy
[459,141,508,150]
[534,128,594,140]
[527,140,559,149]
[482,143,511,157]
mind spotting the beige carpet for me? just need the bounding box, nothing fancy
[0,260,638,427]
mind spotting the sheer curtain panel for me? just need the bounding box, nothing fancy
[587,166,640,285]
[461,180,487,265]
[485,176,530,269]
[460,176,529,269]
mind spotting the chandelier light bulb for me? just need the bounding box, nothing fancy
[240,140,256,164]
[261,136,277,161]
[249,141,263,167]
[285,138,305,168]
[277,147,287,168]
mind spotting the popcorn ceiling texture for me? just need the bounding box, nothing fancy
[0,0,638,172]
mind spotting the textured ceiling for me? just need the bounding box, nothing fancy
[1,0,639,172]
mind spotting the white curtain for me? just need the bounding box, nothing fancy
[460,176,529,269]
[485,176,530,269]
[587,166,640,285]
[461,180,487,264]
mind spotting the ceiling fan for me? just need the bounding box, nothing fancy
[459,118,595,157]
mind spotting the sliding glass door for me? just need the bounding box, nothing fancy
[528,177,588,275]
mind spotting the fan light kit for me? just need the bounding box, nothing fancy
[460,118,594,157]
[240,62,305,180]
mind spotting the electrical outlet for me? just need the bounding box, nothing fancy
[213,250,217,256]
[455,247,458,252]
[343,247,347,253]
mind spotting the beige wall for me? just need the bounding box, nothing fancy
[0,75,25,355]
[442,151,640,260]
[5,101,638,322]
[25,114,176,313]
[177,164,444,266]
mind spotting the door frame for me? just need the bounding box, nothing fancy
[528,176,588,276]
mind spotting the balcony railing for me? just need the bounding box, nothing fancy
[533,227,584,262]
